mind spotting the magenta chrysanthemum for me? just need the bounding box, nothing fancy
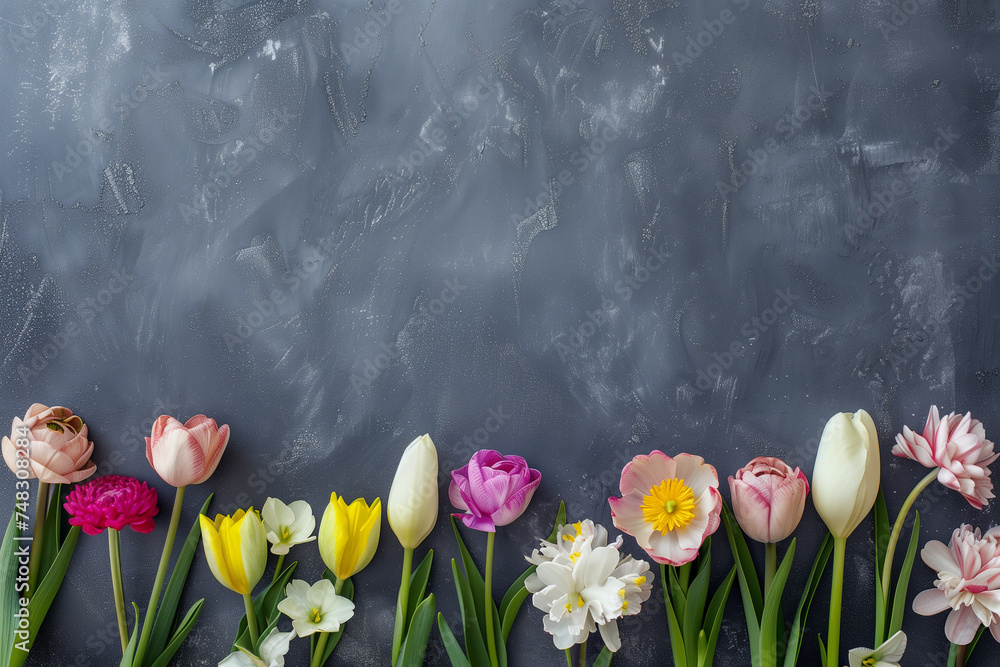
[892,406,998,509]
[63,475,159,536]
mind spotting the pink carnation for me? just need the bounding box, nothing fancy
[63,475,159,536]
[892,406,998,509]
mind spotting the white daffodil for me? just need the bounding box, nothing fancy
[218,627,295,667]
[848,630,907,667]
[527,520,623,567]
[526,541,626,650]
[262,498,317,556]
[277,579,355,637]
[610,555,653,617]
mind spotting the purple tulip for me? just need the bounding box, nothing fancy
[449,450,541,532]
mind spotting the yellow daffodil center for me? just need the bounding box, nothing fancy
[577,595,584,608]
[622,600,629,611]
[861,659,876,667]
[569,551,581,562]
[641,479,696,533]
[634,576,646,585]
[311,606,322,623]
[562,522,584,542]
[565,602,572,611]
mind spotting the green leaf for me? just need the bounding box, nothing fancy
[683,548,711,667]
[667,566,687,629]
[721,501,762,666]
[548,501,567,542]
[490,591,507,667]
[500,583,530,644]
[873,490,890,646]
[437,613,472,667]
[39,484,63,581]
[451,559,489,667]
[8,525,81,667]
[782,533,833,667]
[120,602,141,666]
[817,635,827,667]
[450,518,488,648]
[147,493,213,663]
[407,550,434,624]
[235,560,299,652]
[760,539,796,667]
[0,513,23,664]
[887,511,919,638]
[147,599,204,667]
[395,594,435,667]
[593,646,614,667]
[662,567,687,667]
[311,575,353,665]
[701,566,736,667]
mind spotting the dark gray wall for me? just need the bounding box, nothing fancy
[1,0,999,664]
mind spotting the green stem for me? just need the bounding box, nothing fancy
[271,553,285,586]
[108,529,129,655]
[577,638,587,667]
[826,537,847,667]
[485,532,499,667]
[955,643,968,667]
[334,577,345,595]
[311,632,329,667]
[26,481,49,598]
[565,648,573,667]
[881,468,938,605]
[764,542,777,597]
[243,593,259,650]
[391,547,414,664]
[133,485,186,667]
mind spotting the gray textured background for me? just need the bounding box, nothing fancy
[2,0,999,664]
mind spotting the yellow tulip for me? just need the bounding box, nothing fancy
[200,508,267,596]
[318,494,382,580]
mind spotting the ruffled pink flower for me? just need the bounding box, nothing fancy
[608,451,721,567]
[64,475,159,536]
[912,524,1000,645]
[728,457,809,544]
[892,406,998,509]
[146,415,230,487]
[449,450,541,532]
[1,404,96,483]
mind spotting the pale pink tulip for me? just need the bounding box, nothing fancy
[449,450,541,532]
[912,524,1000,645]
[146,415,229,487]
[1,404,96,483]
[893,406,997,509]
[608,451,721,566]
[728,457,809,544]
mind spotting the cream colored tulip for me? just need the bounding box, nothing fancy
[387,434,439,549]
[812,409,881,539]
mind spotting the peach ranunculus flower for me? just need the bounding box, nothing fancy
[1,404,96,483]
[892,406,997,509]
[608,451,721,566]
[146,415,229,487]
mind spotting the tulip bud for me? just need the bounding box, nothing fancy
[146,415,229,487]
[812,410,880,540]
[318,494,381,580]
[199,508,267,596]
[728,457,809,544]
[387,434,439,549]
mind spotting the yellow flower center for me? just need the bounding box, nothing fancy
[634,576,646,585]
[569,551,581,562]
[862,659,876,667]
[564,602,572,612]
[622,600,629,611]
[281,526,291,540]
[576,595,584,608]
[641,479,696,533]
[310,606,322,623]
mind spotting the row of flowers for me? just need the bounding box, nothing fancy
[0,403,997,666]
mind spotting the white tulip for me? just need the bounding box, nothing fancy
[387,434,439,549]
[812,409,881,540]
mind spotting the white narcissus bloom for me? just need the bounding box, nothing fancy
[218,627,295,667]
[277,579,355,637]
[262,498,316,556]
[848,630,906,667]
[525,522,653,652]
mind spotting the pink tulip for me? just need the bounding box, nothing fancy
[1,404,96,483]
[449,450,541,532]
[64,475,159,535]
[892,406,997,509]
[912,524,1000,645]
[146,415,229,487]
[728,457,809,544]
